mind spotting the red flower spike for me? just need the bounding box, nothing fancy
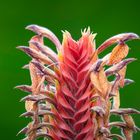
[17,25,140,140]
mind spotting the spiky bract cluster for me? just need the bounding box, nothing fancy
[16,25,140,140]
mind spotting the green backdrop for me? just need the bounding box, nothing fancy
[0,0,140,139]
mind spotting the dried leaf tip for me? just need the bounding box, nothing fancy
[106,58,137,77]
[97,33,139,54]
[25,24,61,50]
[114,33,139,42]
[15,85,31,93]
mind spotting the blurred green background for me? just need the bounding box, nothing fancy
[0,0,140,139]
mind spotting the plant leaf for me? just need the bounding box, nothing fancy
[90,68,110,98]
[108,43,129,65]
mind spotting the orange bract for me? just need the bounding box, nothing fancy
[109,43,129,65]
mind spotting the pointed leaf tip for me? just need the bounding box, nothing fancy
[124,79,135,86]
[25,25,44,37]
[19,111,34,117]
[16,46,30,53]
[106,58,137,77]
[17,126,28,136]
[25,24,39,31]
[22,64,29,69]
[98,33,139,54]
[16,46,23,49]
[26,24,61,50]
[123,32,139,41]
[15,85,31,93]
